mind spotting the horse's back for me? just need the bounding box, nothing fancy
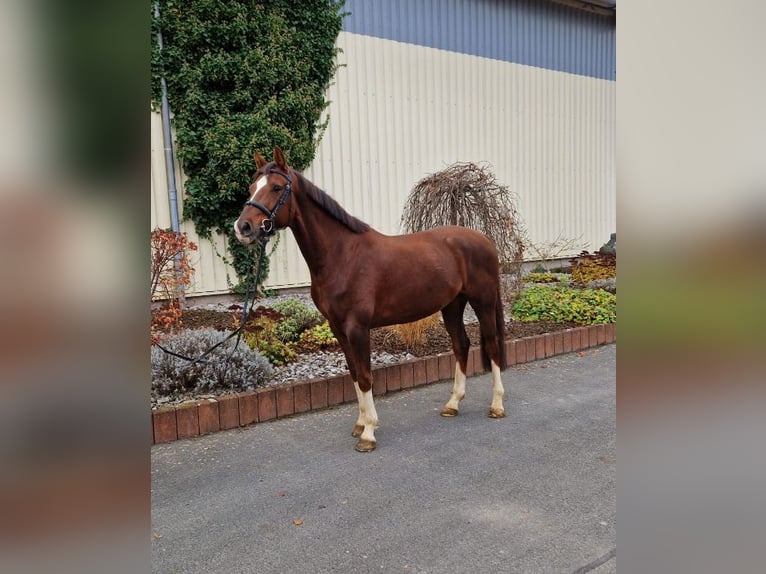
[422,226,499,268]
[387,225,494,252]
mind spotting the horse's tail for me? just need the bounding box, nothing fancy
[479,281,507,372]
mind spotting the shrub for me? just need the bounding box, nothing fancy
[511,285,616,325]
[570,251,616,286]
[150,228,198,339]
[242,316,297,366]
[233,301,322,365]
[297,321,339,352]
[151,328,273,397]
[270,299,323,342]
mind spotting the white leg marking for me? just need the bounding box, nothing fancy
[358,388,378,443]
[444,363,466,412]
[353,381,365,429]
[490,360,505,414]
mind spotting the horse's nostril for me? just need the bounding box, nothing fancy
[240,220,251,235]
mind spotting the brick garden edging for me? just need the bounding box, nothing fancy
[151,324,616,444]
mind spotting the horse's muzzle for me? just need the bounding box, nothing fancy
[234,218,260,244]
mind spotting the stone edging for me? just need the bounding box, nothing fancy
[151,324,616,444]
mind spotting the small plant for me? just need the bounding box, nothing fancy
[511,285,616,325]
[233,304,318,366]
[384,313,441,350]
[524,272,567,284]
[151,228,198,340]
[297,321,339,352]
[270,299,323,342]
[570,251,616,286]
[150,228,198,301]
[241,316,297,366]
[151,328,273,398]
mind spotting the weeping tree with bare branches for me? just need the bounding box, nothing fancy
[401,162,525,292]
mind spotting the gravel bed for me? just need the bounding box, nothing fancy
[188,292,318,313]
[273,350,415,383]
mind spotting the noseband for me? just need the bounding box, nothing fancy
[245,167,292,235]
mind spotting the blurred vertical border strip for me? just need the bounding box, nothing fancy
[618,1,766,573]
[0,1,150,573]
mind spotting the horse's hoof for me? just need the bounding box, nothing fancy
[354,439,376,452]
[440,407,459,417]
[488,408,506,418]
[351,424,364,437]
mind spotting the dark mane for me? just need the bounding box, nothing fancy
[296,172,370,234]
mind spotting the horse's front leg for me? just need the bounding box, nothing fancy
[352,379,378,452]
[344,323,378,452]
[331,320,378,452]
[351,383,365,438]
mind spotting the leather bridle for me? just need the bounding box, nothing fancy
[244,167,293,235]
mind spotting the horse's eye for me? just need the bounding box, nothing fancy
[272,185,282,193]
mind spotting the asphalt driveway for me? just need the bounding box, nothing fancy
[151,345,615,573]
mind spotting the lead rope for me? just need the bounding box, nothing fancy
[153,235,270,370]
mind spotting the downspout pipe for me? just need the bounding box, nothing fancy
[154,1,185,301]
[154,1,181,234]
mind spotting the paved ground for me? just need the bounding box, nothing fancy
[152,345,615,574]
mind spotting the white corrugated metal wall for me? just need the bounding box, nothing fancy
[151,3,615,294]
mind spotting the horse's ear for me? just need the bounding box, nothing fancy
[254,152,267,169]
[273,146,287,171]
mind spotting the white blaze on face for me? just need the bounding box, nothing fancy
[249,175,267,202]
[234,175,268,239]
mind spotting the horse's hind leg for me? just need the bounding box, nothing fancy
[473,298,506,419]
[440,297,470,417]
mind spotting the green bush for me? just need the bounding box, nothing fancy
[151,1,346,286]
[511,285,616,325]
[237,299,323,364]
[271,299,323,342]
[242,316,297,366]
[298,321,338,352]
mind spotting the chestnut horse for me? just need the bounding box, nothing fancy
[235,147,507,452]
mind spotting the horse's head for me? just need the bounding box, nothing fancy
[234,146,295,245]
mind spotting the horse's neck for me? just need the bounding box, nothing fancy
[288,192,359,279]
